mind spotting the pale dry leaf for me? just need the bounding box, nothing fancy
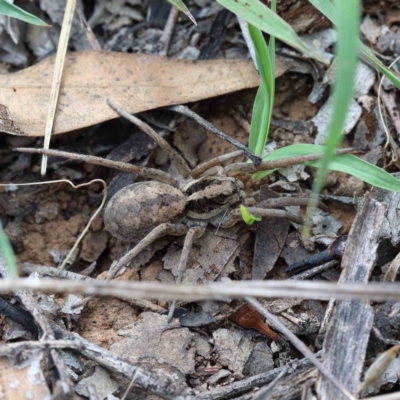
[359,346,400,393]
[0,51,292,137]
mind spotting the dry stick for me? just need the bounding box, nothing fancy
[3,279,400,302]
[53,326,193,399]
[196,353,319,400]
[221,147,355,176]
[41,0,77,175]
[317,194,386,400]
[169,105,262,166]
[289,260,338,281]
[21,264,165,313]
[367,393,400,400]
[17,147,179,187]
[159,6,179,56]
[0,340,82,356]
[167,226,205,322]
[252,366,289,400]
[245,297,356,400]
[107,99,191,177]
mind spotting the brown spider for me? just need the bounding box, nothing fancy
[17,99,351,319]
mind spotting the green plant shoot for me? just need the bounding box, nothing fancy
[0,0,47,26]
[240,205,261,225]
[248,0,276,156]
[166,0,196,25]
[304,0,360,233]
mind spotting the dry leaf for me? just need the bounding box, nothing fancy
[0,50,286,137]
[359,345,400,393]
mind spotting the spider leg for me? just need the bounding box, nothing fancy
[191,150,244,178]
[167,225,205,322]
[214,208,303,229]
[107,99,191,177]
[220,148,355,177]
[257,197,328,212]
[107,223,188,281]
[16,148,179,187]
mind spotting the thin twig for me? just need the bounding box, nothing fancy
[245,297,356,400]
[169,105,262,165]
[289,260,338,280]
[21,264,166,313]
[159,6,179,56]
[0,279,400,302]
[0,340,82,356]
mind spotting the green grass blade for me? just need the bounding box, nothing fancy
[166,0,196,25]
[306,0,359,229]
[249,82,268,154]
[0,0,47,26]
[216,0,329,64]
[255,144,400,192]
[360,44,400,88]
[0,225,18,278]
[248,24,274,156]
[308,0,336,21]
[308,155,400,192]
[309,0,400,88]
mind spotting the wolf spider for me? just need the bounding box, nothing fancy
[18,99,348,318]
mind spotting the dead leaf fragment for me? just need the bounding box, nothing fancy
[0,51,265,137]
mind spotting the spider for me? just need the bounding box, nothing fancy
[17,99,350,319]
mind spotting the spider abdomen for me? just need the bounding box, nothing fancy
[104,181,186,242]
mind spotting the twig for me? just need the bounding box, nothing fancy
[41,0,77,175]
[317,194,386,399]
[0,340,82,356]
[289,260,338,280]
[196,354,318,399]
[21,263,166,313]
[159,6,179,56]
[0,278,400,302]
[252,366,289,400]
[245,297,356,400]
[168,105,262,165]
[0,296,38,335]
